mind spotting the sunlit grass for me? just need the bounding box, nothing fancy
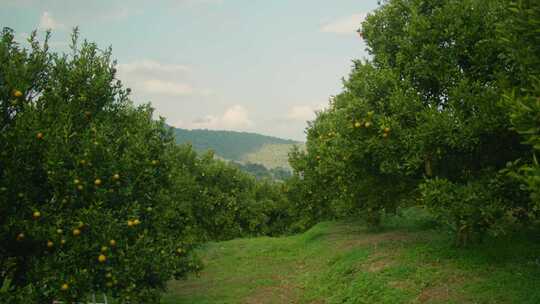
[163,209,540,303]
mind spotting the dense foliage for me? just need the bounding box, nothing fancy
[0,29,203,303]
[170,148,292,241]
[230,161,291,181]
[291,0,540,245]
[501,0,540,215]
[2,0,538,301]
[0,29,292,303]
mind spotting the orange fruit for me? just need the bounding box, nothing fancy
[73,229,81,236]
[61,283,69,291]
[98,254,107,263]
[109,239,117,247]
[12,90,23,98]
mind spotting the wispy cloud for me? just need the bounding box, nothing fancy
[38,11,64,30]
[177,105,253,130]
[142,79,194,96]
[321,13,367,35]
[286,104,325,122]
[118,60,198,97]
[118,60,190,75]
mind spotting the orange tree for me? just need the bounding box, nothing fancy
[187,150,290,240]
[164,142,293,241]
[293,0,533,243]
[499,0,540,221]
[0,28,199,303]
[289,63,421,228]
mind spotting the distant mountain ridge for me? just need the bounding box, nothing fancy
[172,128,301,168]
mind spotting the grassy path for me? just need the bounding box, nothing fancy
[162,210,540,304]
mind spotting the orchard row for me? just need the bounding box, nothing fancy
[289,0,540,245]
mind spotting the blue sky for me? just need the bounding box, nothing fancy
[1,0,379,140]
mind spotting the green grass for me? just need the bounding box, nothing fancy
[162,209,540,304]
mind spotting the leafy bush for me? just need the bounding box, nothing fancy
[290,0,536,241]
[500,0,540,217]
[420,173,528,246]
[0,28,199,303]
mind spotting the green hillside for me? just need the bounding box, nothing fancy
[172,128,301,168]
[242,143,304,169]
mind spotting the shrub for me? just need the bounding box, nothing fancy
[0,28,199,303]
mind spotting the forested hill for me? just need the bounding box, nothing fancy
[172,128,300,162]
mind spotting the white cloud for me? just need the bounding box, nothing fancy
[176,105,253,130]
[117,60,199,97]
[142,79,194,96]
[38,11,64,30]
[286,104,325,122]
[118,60,190,75]
[321,13,367,35]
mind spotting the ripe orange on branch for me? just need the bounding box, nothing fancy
[32,211,41,219]
[98,254,107,263]
[12,89,23,97]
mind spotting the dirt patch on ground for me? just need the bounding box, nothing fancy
[388,280,412,290]
[337,231,413,251]
[358,246,402,273]
[365,256,395,272]
[415,275,472,304]
[242,275,301,304]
